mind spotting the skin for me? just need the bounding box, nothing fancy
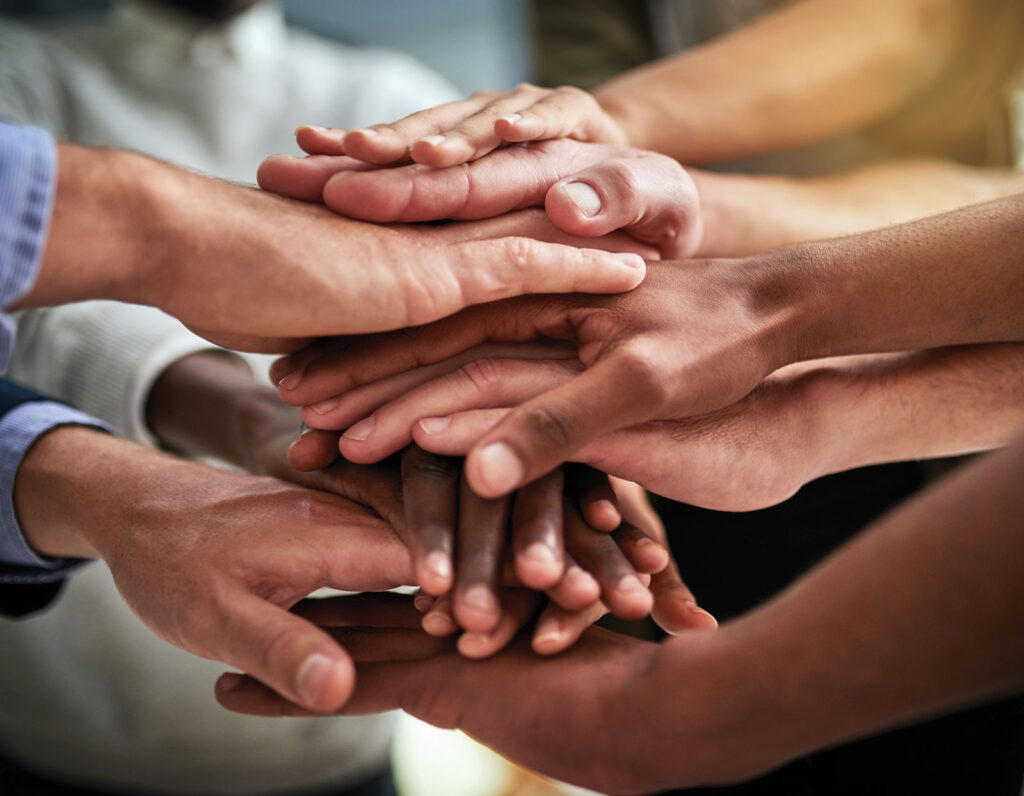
[290,0,979,166]
[14,424,412,715]
[145,352,715,647]
[262,137,1024,263]
[321,345,1024,510]
[275,194,1024,499]
[215,431,1024,794]
[14,142,646,353]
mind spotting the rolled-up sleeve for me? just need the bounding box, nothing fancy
[0,122,56,369]
[0,399,111,584]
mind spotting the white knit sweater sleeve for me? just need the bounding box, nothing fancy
[4,301,246,446]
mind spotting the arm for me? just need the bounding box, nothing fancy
[597,0,977,162]
[217,430,1024,794]
[277,192,1024,498]
[272,342,1024,509]
[13,420,412,713]
[5,134,644,353]
[261,137,1024,260]
[300,0,982,167]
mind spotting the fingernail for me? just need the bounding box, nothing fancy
[354,128,378,137]
[520,542,557,568]
[218,672,244,692]
[298,125,328,133]
[310,396,339,416]
[419,134,446,146]
[418,416,451,435]
[498,113,522,124]
[413,592,434,612]
[565,566,597,590]
[342,414,375,440]
[461,585,499,614]
[277,370,302,391]
[296,652,336,706]
[564,181,602,217]
[460,631,489,647]
[533,617,564,649]
[423,608,458,636]
[475,442,524,495]
[616,574,647,595]
[615,253,646,269]
[424,550,452,581]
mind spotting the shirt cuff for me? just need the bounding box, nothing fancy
[0,124,56,369]
[0,401,112,582]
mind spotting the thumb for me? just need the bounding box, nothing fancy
[219,595,357,713]
[545,153,703,259]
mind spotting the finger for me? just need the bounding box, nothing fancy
[491,86,626,147]
[409,89,553,168]
[543,556,601,612]
[295,125,347,156]
[545,154,703,259]
[216,673,318,717]
[286,246,643,415]
[325,626,456,663]
[221,595,357,713]
[340,93,503,164]
[422,593,459,637]
[307,342,575,435]
[336,356,582,463]
[256,153,377,202]
[566,464,621,531]
[320,137,600,223]
[612,522,670,575]
[464,352,663,498]
[292,592,423,629]
[453,471,510,634]
[649,562,719,634]
[563,506,653,622]
[401,446,460,595]
[510,469,566,590]
[457,589,542,659]
[287,428,341,471]
[414,408,508,456]
[532,599,607,656]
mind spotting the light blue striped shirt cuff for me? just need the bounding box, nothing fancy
[0,401,112,583]
[0,122,57,370]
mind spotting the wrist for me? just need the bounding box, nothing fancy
[15,425,126,559]
[20,145,170,310]
[733,246,828,373]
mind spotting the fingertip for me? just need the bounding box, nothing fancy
[453,585,502,635]
[417,551,454,597]
[467,441,525,498]
[296,650,355,712]
[582,499,621,532]
[514,543,563,591]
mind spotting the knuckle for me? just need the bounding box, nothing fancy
[616,345,670,406]
[505,236,537,271]
[520,403,577,451]
[458,357,505,396]
[403,447,460,482]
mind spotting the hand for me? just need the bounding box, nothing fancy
[292,83,627,168]
[259,139,702,259]
[214,595,727,795]
[274,256,798,498]
[19,143,646,353]
[15,426,414,714]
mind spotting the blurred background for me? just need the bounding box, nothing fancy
[0,0,535,91]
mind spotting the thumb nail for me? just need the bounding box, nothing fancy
[563,181,602,217]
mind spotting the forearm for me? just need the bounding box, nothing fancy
[759,193,1024,366]
[146,351,295,474]
[596,0,972,163]
[807,344,1024,475]
[13,424,192,560]
[12,144,171,310]
[654,432,1024,782]
[694,160,1024,257]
